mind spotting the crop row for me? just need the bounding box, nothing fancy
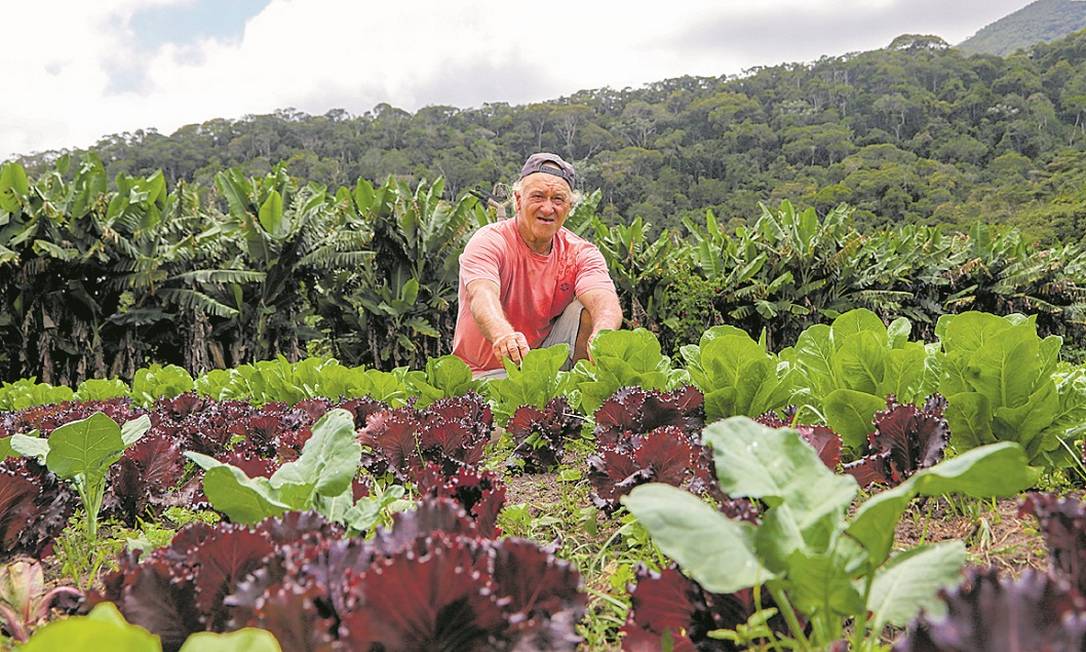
[2,308,1086,649]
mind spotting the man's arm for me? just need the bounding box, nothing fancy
[466,279,530,363]
[578,287,623,342]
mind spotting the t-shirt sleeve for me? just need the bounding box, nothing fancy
[574,243,617,296]
[459,227,504,288]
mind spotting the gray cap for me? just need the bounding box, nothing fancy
[519,152,575,190]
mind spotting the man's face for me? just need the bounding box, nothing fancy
[515,172,573,244]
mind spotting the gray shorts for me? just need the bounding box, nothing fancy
[475,299,583,380]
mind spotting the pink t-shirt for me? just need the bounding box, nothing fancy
[453,218,616,373]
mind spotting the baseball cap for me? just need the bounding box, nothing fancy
[519,152,576,190]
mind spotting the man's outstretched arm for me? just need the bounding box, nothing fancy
[577,287,623,359]
[466,279,530,363]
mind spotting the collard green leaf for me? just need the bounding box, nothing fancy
[0,436,13,459]
[623,483,773,593]
[705,417,856,567]
[270,408,361,498]
[866,540,965,630]
[46,412,125,480]
[10,432,49,464]
[847,442,1036,566]
[787,547,865,619]
[202,465,291,524]
[487,344,571,423]
[121,415,153,447]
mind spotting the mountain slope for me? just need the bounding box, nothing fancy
[958,0,1086,55]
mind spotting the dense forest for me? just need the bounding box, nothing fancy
[959,0,1086,56]
[13,29,1086,241]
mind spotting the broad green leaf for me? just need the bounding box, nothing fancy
[705,418,857,567]
[887,317,912,349]
[832,331,887,395]
[10,433,49,463]
[992,380,1058,458]
[623,484,773,593]
[20,602,160,651]
[847,442,1036,566]
[823,389,887,450]
[787,547,865,619]
[121,415,153,447]
[0,436,13,459]
[258,189,284,235]
[866,541,965,630]
[793,324,836,397]
[179,628,282,652]
[945,392,993,450]
[203,465,291,524]
[830,309,886,349]
[0,163,30,213]
[271,408,361,498]
[46,412,125,480]
[879,344,928,403]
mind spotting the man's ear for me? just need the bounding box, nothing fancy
[513,190,522,214]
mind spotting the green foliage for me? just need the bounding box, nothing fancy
[16,413,151,541]
[130,364,194,406]
[682,325,794,421]
[485,345,574,424]
[74,378,130,402]
[623,417,1036,649]
[0,378,73,411]
[19,602,281,652]
[958,0,1086,56]
[404,354,480,408]
[936,311,1086,467]
[570,329,688,414]
[185,408,364,525]
[192,356,412,407]
[782,309,936,448]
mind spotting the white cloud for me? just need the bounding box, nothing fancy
[0,0,1028,160]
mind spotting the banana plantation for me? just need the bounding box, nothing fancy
[2,156,1084,388]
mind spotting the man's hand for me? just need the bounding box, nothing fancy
[492,332,530,364]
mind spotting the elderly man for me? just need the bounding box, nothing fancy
[453,153,623,378]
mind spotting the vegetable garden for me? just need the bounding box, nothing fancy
[2,307,1085,650]
[2,160,1086,650]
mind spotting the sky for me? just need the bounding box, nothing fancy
[0,0,1031,161]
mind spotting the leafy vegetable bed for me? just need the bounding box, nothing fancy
[2,308,1085,651]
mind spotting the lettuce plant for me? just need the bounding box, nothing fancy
[621,564,786,651]
[594,385,705,448]
[588,426,705,512]
[570,328,689,414]
[840,395,950,487]
[404,354,480,407]
[782,309,937,449]
[936,311,1086,466]
[485,344,575,424]
[130,364,194,407]
[0,557,82,642]
[507,396,583,472]
[1020,492,1086,596]
[0,458,77,560]
[624,417,1037,650]
[683,325,794,421]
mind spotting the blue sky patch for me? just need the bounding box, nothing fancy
[130,0,270,50]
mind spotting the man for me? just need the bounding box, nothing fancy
[452,153,623,378]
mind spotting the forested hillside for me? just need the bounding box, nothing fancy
[14,29,1086,240]
[958,0,1086,56]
